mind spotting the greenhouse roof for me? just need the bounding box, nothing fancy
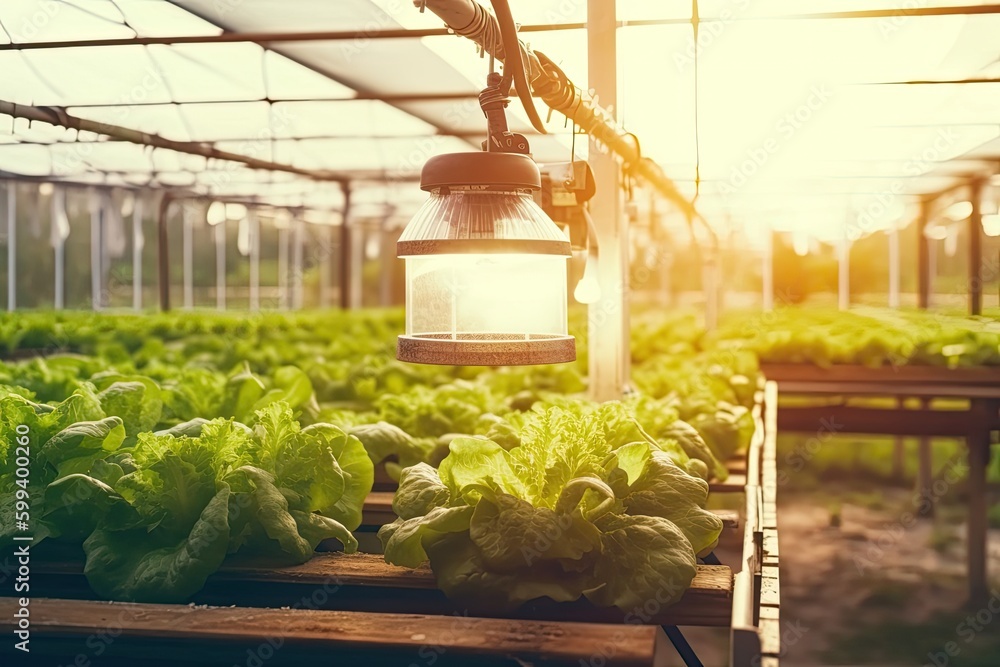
[0,0,999,234]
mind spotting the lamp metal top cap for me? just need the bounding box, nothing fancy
[420,152,541,192]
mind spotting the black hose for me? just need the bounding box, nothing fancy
[489,0,547,134]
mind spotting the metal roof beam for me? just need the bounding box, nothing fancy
[3,4,999,51]
[0,100,349,184]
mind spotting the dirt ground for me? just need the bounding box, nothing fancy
[665,488,1000,667]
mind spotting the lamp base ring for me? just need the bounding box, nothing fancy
[397,333,576,366]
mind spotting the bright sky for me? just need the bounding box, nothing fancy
[0,0,997,243]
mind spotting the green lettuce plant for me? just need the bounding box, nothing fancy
[380,406,721,612]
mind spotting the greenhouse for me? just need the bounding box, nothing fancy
[0,1,999,666]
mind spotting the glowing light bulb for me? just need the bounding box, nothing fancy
[574,274,601,304]
[982,214,1000,237]
[225,203,248,220]
[792,233,810,257]
[206,202,227,225]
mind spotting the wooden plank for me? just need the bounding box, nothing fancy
[967,399,993,607]
[710,473,746,493]
[0,597,669,667]
[761,363,1000,387]
[777,405,976,437]
[31,554,735,628]
[777,380,1000,400]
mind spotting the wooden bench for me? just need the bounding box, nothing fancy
[0,597,674,667]
[763,364,999,606]
[29,553,735,628]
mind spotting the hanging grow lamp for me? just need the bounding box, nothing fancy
[396,73,576,366]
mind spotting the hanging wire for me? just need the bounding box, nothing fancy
[691,0,701,207]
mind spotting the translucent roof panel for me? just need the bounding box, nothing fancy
[0,0,998,226]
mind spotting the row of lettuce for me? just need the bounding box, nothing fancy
[0,309,756,613]
[3,306,996,368]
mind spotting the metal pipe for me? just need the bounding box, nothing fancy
[969,180,983,315]
[917,200,930,309]
[182,206,194,309]
[62,93,479,108]
[888,224,900,308]
[90,192,102,311]
[0,100,348,184]
[3,4,997,51]
[586,0,629,402]
[5,182,14,311]
[292,217,305,310]
[339,184,352,310]
[249,211,260,311]
[157,193,172,311]
[215,221,226,311]
[421,0,700,223]
[278,224,289,310]
[132,197,144,311]
[53,188,65,310]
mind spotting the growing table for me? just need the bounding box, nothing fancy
[764,364,999,606]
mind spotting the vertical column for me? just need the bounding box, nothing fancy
[966,399,992,607]
[53,188,66,310]
[350,223,364,308]
[339,184,352,310]
[888,224,900,308]
[90,191,103,311]
[380,221,395,307]
[277,224,289,310]
[132,197,144,311]
[587,0,628,401]
[249,210,260,312]
[157,194,171,311]
[917,200,930,309]
[6,182,15,311]
[320,222,333,308]
[215,220,226,310]
[837,236,850,311]
[292,217,304,310]
[762,227,773,311]
[969,181,983,315]
[182,206,194,309]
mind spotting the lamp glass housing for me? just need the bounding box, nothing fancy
[405,252,568,338]
[397,172,576,366]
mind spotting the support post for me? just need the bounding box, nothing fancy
[292,217,304,310]
[888,224,900,308]
[969,181,983,315]
[182,206,194,309]
[339,184,352,310]
[350,223,364,308]
[320,222,333,308]
[6,182,15,311]
[215,221,226,310]
[132,197,143,311]
[966,398,992,607]
[837,236,850,311]
[917,200,930,309]
[91,192,103,311]
[278,224,289,310]
[916,397,934,518]
[587,0,629,401]
[249,210,260,311]
[157,194,172,311]
[380,221,395,307]
[762,228,773,311]
[53,189,66,311]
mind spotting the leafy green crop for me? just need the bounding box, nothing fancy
[380,406,722,612]
[0,394,372,603]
